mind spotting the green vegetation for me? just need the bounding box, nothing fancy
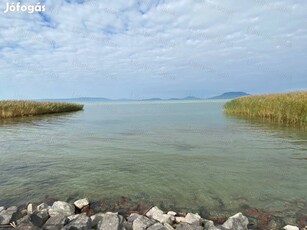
[0,100,84,119]
[224,91,307,128]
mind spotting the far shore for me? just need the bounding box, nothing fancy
[0,100,84,119]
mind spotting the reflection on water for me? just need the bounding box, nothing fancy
[0,101,306,223]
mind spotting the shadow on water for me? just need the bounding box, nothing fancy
[0,110,84,126]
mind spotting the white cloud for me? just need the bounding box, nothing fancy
[0,0,306,98]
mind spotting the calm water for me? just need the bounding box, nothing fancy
[0,100,306,220]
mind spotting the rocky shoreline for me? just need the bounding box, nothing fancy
[0,198,305,230]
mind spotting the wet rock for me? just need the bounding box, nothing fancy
[0,206,18,225]
[28,210,49,227]
[97,213,124,230]
[221,212,248,230]
[147,222,169,230]
[266,216,285,230]
[146,206,174,224]
[133,215,156,230]
[208,216,228,225]
[175,222,203,230]
[184,213,202,225]
[283,225,299,230]
[296,215,307,229]
[74,199,89,210]
[43,215,68,230]
[0,207,4,213]
[62,214,91,230]
[48,201,75,217]
[244,207,271,229]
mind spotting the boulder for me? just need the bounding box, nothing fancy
[0,207,5,213]
[163,223,174,230]
[48,202,74,217]
[97,213,124,230]
[0,206,17,225]
[133,216,156,230]
[283,225,299,230]
[127,213,141,223]
[74,199,89,210]
[147,222,169,230]
[221,213,248,230]
[146,206,174,224]
[184,213,202,225]
[43,215,68,230]
[27,204,34,215]
[16,222,40,230]
[176,222,203,230]
[167,211,176,216]
[90,213,105,228]
[175,217,186,224]
[62,214,91,230]
[37,203,49,212]
[204,220,220,230]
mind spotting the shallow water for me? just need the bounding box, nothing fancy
[0,100,306,220]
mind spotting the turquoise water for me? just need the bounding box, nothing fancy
[0,100,306,219]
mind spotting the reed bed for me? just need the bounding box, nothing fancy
[0,100,84,118]
[224,91,307,128]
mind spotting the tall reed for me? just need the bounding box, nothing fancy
[224,91,307,128]
[0,100,84,118]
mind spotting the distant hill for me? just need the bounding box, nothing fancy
[142,98,162,101]
[209,92,249,99]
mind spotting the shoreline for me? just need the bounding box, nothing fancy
[0,197,305,230]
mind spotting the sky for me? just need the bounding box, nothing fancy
[0,0,306,99]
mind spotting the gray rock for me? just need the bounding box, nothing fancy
[62,214,91,230]
[48,202,75,217]
[221,213,248,230]
[164,223,174,230]
[37,203,49,212]
[184,213,202,225]
[26,210,49,227]
[0,207,5,213]
[0,206,18,225]
[283,225,299,230]
[16,222,40,230]
[127,213,141,223]
[90,213,105,228]
[167,211,176,216]
[97,213,124,230]
[146,206,174,224]
[176,222,203,230]
[133,216,156,230]
[43,215,68,230]
[147,222,168,230]
[204,220,220,230]
[73,199,89,210]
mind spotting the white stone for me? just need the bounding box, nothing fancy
[27,203,33,214]
[146,206,174,224]
[0,206,5,212]
[283,225,299,230]
[48,201,75,217]
[184,213,202,225]
[74,198,89,209]
[36,203,49,211]
[133,216,156,230]
[175,217,186,223]
[167,211,176,216]
[164,223,175,230]
[222,212,248,230]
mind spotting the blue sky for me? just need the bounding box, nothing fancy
[0,0,306,99]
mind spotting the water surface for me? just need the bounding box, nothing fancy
[0,100,306,220]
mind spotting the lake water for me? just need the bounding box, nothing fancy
[0,100,306,221]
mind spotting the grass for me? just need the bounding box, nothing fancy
[0,100,84,119]
[224,91,307,128]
